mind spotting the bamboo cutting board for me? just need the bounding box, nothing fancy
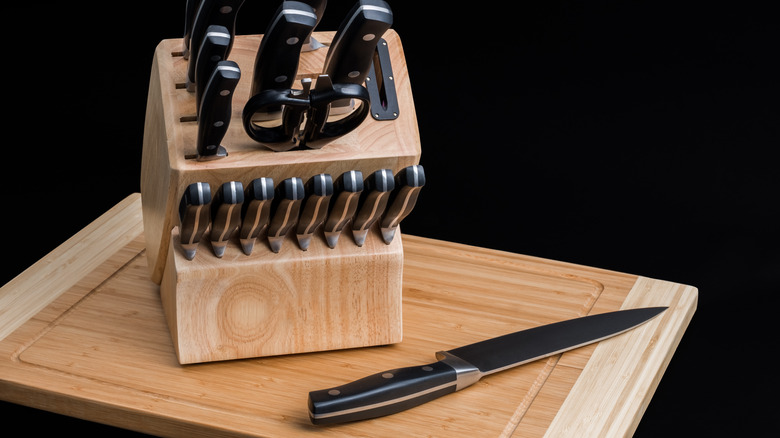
[0,194,696,437]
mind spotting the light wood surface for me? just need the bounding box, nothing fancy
[0,194,696,437]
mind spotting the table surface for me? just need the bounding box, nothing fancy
[0,194,696,437]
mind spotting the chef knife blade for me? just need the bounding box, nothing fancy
[186,0,246,92]
[194,25,232,115]
[296,173,334,250]
[239,177,275,255]
[209,181,244,257]
[196,60,240,160]
[379,164,425,244]
[178,182,212,260]
[351,168,394,246]
[266,177,306,253]
[308,306,667,425]
[323,170,363,248]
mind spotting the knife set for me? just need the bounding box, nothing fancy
[140,0,422,364]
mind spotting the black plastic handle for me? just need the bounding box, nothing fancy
[308,360,457,425]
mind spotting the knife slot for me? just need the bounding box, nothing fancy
[180,115,198,123]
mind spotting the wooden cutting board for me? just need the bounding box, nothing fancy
[0,194,696,437]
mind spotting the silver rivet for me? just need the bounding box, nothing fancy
[213,121,224,127]
[422,366,433,371]
[219,90,231,96]
[219,6,232,13]
[328,389,341,396]
[382,372,394,379]
[287,37,299,45]
[275,75,288,83]
[363,33,376,41]
[348,70,360,78]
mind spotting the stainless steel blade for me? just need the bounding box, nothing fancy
[440,307,666,376]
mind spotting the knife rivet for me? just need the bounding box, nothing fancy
[422,366,433,371]
[348,71,360,78]
[362,33,376,41]
[219,6,233,14]
[381,372,394,379]
[286,37,300,45]
[213,121,224,127]
[328,389,341,396]
[219,90,231,96]
[275,75,288,83]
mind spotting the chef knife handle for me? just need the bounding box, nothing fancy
[308,360,458,425]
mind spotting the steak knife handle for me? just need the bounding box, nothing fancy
[308,361,457,425]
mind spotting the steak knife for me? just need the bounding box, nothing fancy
[239,177,275,255]
[309,306,667,425]
[351,168,394,246]
[196,60,240,160]
[379,165,425,244]
[186,0,246,92]
[296,173,334,250]
[323,170,363,248]
[178,182,212,260]
[267,177,306,253]
[209,181,244,257]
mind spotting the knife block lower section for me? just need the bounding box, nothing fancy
[161,228,404,364]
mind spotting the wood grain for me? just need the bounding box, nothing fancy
[0,195,696,437]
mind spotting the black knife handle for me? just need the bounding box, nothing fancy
[197,60,240,160]
[209,181,244,257]
[250,1,318,97]
[195,25,232,115]
[178,182,212,260]
[322,0,393,86]
[324,170,363,234]
[296,173,334,249]
[353,168,394,230]
[267,177,306,252]
[380,165,425,243]
[187,0,246,91]
[308,360,457,425]
[239,177,275,242]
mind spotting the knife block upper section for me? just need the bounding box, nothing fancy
[141,30,420,285]
[140,30,419,363]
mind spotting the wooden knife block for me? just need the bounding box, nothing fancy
[140,30,420,364]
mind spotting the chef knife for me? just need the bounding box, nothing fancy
[196,60,240,160]
[266,177,306,253]
[309,306,667,425]
[299,0,327,51]
[351,168,394,246]
[209,181,244,257]
[323,170,363,248]
[178,182,212,260]
[379,165,425,244]
[194,24,232,115]
[321,0,393,110]
[322,0,393,86]
[186,0,246,92]
[296,173,334,250]
[239,177,275,255]
[249,1,318,101]
[182,0,202,59]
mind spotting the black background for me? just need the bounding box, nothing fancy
[2,1,777,436]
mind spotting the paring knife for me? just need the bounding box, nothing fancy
[178,182,212,260]
[267,177,306,253]
[194,25,232,115]
[196,60,240,160]
[351,168,394,246]
[322,0,393,110]
[323,170,363,248]
[182,0,203,59]
[249,1,318,101]
[379,165,425,244]
[209,181,244,257]
[186,0,246,92]
[299,0,327,51]
[308,306,667,425]
[296,173,334,250]
[239,177,275,255]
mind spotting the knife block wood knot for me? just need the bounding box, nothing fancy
[141,31,420,364]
